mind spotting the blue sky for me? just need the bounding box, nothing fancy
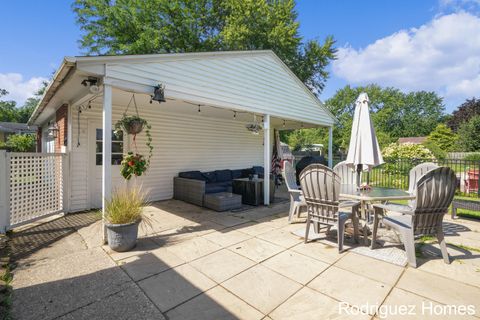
[1,0,479,112]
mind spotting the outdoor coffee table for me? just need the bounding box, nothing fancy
[232,178,274,206]
[339,184,415,245]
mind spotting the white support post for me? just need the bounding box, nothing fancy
[102,82,112,243]
[328,126,333,168]
[0,151,10,233]
[263,115,271,206]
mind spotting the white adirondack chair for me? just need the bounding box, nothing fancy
[282,161,307,222]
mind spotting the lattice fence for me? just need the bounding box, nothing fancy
[8,152,67,227]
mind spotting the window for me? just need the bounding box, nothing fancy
[96,129,123,165]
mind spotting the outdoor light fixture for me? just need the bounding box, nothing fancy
[198,105,201,114]
[150,83,166,103]
[233,111,237,119]
[246,115,263,135]
[81,77,100,94]
[47,122,59,139]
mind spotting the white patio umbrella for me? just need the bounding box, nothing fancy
[345,92,384,186]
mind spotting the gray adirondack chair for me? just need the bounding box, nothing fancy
[372,167,457,268]
[407,162,438,206]
[333,161,360,186]
[283,161,307,222]
[299,164,359,252]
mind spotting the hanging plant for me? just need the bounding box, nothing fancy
[115,94,154,179]
[120,152,147,180]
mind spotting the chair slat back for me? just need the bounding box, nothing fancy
[283,161,299,192]
[412,167,457,234]
[408,162,438,194]
[299,164,341,225]
[333,161,359,185]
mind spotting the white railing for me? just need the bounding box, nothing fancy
[0,151,69,232]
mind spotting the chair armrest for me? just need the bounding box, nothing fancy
[173,177,206,206]
[373,203,414,215]
[289,189,302,195]
[339,200,360,208]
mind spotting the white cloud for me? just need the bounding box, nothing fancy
[0,73,48,106]
[332,12,480,108]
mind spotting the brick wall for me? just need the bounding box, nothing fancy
[55,104,68,153]
[36,127,42,152]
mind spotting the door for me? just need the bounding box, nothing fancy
[88,121,127,208]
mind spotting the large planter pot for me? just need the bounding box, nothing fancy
[125,120,144,135]
[105,220,140,252]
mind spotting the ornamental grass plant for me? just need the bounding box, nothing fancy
[104,188,148,225]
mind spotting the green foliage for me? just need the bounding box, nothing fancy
[383,143,434,161]
[115,115,153,169]
[1,134,36,152]
[0,83,47,123]
[284,127,328,152]
[284,84,445,153]
[120,152,148,180]
[422,140,447,160]
[464,153,480,161]
[104,188,146,224]
[457,115,480,152]
[425,124,458,152]
[72,0,336,93]
[448,98,480,132]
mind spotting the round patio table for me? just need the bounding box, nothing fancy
[339,184,415,245]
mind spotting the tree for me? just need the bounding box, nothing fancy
[457,115,480,152]
[72,0,336,93]
[425,124,457,152]
[316,84,445,153]
[0,134,36,152]
[448,98,480,132]
[0,82,47,123]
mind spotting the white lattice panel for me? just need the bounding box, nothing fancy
[9,153,65,226]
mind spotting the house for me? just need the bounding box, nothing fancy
[0,122,37,143]
[397,137,427,145]
[26,50,336,215]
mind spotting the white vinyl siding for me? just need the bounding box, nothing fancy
[77,52,334,126]
[68,101,265,211]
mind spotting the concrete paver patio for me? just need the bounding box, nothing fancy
[9,196,480,319]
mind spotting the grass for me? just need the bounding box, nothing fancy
[447,243,480,253]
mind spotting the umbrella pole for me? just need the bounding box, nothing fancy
[356,164,362,188]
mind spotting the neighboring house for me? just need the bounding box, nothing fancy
[397,137,427,145]
[27,50,336,212]
[0,122,37,143]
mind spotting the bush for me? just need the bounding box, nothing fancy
[382,143,435,161]
[426,124,457,152]
[4,134,35,152]
[464,153,480,161]
[423,140,447,160]
[457,115,480,151]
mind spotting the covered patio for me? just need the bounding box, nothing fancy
[9,195,480,319]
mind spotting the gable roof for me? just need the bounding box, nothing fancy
[397,137,427,144]
[0,122,37,134]
[30,50,336,127]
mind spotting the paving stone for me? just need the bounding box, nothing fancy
[119,248,185,281]
[262,250,329,285]
[291,241,345,264]
[207,214,248,228]
[165,237,222,262]
[11,247,131,320]
[202,229,252,247]
[222,264,302,314]
[397,268,480,312]
[257,228,303,248]
[334,252,404,285]
[270,287,370,320]
[105,237,160,261]
[190,249,255,283]
[233,221,278,236]
[138,264,216,312]
[229,238,284,263]
[166,286,263,320]
[57,283,165,320]
[308,266,391,314]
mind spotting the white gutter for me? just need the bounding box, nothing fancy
[28,57,77,125]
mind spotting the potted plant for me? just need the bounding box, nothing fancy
[104,188,147,252]
[120,152,148,180]
[115,114,146,135]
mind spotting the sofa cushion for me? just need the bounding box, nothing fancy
[252,166,264,175]
[205,183,228,194]
[202,171,217,183]
[179,171,206,181]
[231,169,243,179]
[215,170,232,182]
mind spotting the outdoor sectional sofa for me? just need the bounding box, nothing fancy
[173,166,265,207]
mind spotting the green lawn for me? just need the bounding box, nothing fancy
[389,196,480,220]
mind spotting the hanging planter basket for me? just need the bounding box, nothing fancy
[120,116,145,135]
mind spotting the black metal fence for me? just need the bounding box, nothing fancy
[364,158,480,198]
